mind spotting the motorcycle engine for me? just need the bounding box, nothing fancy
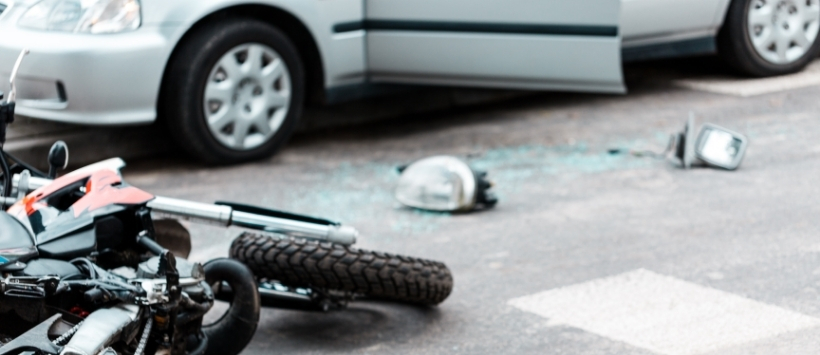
[0,256,214,355]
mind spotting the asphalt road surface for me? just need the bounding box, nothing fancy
[124,56,820,355]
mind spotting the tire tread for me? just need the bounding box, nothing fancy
[230,232,453,305]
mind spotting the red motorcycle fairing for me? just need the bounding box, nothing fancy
[70,169,154,217]
[7,167,154,244]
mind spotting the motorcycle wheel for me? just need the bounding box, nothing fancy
[230,232,453,305]
[202,258,260,355]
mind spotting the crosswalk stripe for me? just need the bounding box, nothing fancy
[509,269,820,355]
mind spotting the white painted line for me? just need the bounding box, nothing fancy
[674,60,820,97]
[509,269,820,355]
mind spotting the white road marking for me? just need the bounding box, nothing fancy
[508,269,820,355]
[674,60,820,97]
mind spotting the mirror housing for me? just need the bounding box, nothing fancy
[674,117,748,170]
[47,141,69,179]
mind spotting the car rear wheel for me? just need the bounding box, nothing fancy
[163,19,305,164]
[719,0,820,76]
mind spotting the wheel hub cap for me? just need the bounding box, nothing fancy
[748,0,820,64]
[203,43,292,151]
[234,78,264,117]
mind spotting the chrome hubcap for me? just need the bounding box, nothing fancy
[204,43,291,150]
[748,0,820,64]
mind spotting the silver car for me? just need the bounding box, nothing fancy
[0,0,816,163]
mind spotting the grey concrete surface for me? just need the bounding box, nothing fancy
[50,56,820,354]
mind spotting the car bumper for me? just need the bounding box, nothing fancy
[0,8,177,125]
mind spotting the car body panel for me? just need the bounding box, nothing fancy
[140,0,367,87]
[0,0,367,124]
[365,0,624,93]
[621,0,733,62]
[367,32,624,93]
[366,0,621,25]
[0,4,175,124]
[0,0,739,125]
[621,0,730,47]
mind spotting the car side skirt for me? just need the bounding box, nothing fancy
[622,36,717,63]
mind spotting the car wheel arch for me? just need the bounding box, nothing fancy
[713,0,734,29]
[156,4,325,125]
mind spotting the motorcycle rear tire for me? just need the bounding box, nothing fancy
[230,232,453,305]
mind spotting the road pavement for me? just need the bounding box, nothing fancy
[119,56,820,354]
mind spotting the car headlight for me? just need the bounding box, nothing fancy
[18,0,141,34]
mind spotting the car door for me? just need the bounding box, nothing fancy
[364,0,624,93]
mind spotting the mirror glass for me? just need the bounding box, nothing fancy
[697,128,743,166]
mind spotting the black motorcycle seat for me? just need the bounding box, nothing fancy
[0,211,33,250]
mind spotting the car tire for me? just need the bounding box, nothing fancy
[718,0,820,77]
[163,18,305,164]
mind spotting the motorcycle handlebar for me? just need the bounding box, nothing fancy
[10,173,51,195]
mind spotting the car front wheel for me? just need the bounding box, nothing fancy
[163,19,305,164]
[718,0,820,76]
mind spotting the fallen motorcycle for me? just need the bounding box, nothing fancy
[0,51,259,355]
[0,50,453,355]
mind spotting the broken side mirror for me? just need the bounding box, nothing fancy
[675,116,748,170]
